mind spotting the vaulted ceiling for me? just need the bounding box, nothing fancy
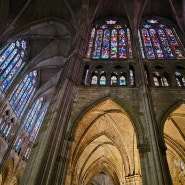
[0,0,184,100]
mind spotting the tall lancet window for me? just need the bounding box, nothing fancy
[9,70,37,118]
[0,39,27,92]
[23,97,43,133]
[139,18,185,59]
[87,19,132,59]
[14,97,48,159]
[23,97,47,141]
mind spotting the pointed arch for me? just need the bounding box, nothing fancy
[139,17,185,59]
[159,100,185,184]
[65,97,144,185]
[71,96,145,143]
[0,38,28,93]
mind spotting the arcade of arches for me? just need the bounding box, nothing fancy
[0,0,185,185]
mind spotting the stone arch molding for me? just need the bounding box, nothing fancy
[159,100,185,184]
[65,97,144,185]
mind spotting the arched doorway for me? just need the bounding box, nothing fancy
[65,99,142,185]
[164,104,185,185]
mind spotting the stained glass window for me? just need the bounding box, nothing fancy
[15,137,22,151]
[175,71,185,87]
[100,72,106,85]
[153,71,170,86]
[14,98,48,158]
[0,39,27,92]
[91,72,98,85]
[140,19,185,59]
[120,74,126,85]
[153,71,160,86]
[23,97,43,133]
[87,19,132,59]
[30,108,47,141]
[9,70,37,118]
[111,73,118,85]
[129,67,135,86]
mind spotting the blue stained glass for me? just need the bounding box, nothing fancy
[165,28,184,58]
[158,29,174,59]
[100,76,106,85]
[0,53,20,80]
[0,43,15,65]
[12,78,31,107]
[120,76,126,85]
[93,29,103,59]
[102,29,110,59]
[100,25,108,29]
[30,108,47,141]
[88,20,132,60]
[140,19,185,59]
[0,49,18,73]
[15,138,21,151]
[23,97,43,132]
[149,29,164,59]
[9,70,37,118]
[20,88,36,118]
[1,60,25,91]
[141,29,155,59]
[0,39,27,92]
[15,85,33,114]
[143,24,151,29]
[111,29,118,59]
[119,29,127,58]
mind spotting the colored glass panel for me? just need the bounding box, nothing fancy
[0,39,27,92]
[100,76,106,85]
[88,20,132,59]
[141,29,155,59]
[87,28,95,58]
[23,97,43,132]
[91,75,98,84]
[93,29,103,59]
[149,29,164,59]
[9,71,37,118]
[127,29,133,58]
[0,43,15,65]
[165,28,184,58]
[120,76,126,85]
[102,29,110,59]
[111,29,118,59]
[30,109,47,141]
[118,29,126,58]
[158,29,174,59]
[141,19,185,59]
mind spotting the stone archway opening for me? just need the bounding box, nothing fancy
[164,104,185,185]
[65,99,142,185]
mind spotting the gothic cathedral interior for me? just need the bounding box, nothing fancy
[0,0,185,185]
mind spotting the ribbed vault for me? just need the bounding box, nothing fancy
[164,104,185,185]
[65,99,142,185]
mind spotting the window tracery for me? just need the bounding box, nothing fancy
[9,70,37,118]
[153,71,170,87]
[0,39,27,92]
[87,19,132,59]
[139,18,185,59]
[14,97,47,159]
